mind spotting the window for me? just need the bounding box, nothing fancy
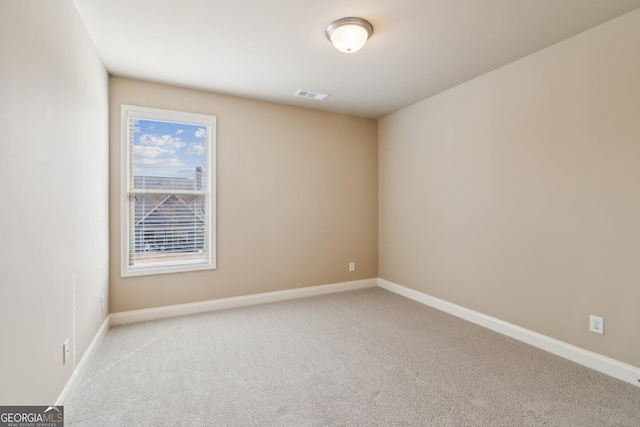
[121,105,216,277]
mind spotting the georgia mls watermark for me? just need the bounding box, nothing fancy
[0,406,63,427]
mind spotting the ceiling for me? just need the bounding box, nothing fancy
[73,0,640,118]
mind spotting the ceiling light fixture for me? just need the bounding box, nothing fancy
[325,17,373,53]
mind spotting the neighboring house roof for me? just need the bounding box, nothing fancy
[132,171,206,253]
[133,174,200,191]
[135,194,205,229]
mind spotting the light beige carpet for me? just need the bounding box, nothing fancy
[66,288,640,426]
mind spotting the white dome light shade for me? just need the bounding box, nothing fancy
[325,17,373,53]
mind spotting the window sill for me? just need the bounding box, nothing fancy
[121,259,215,278]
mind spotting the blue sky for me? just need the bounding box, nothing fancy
[133,119,208,179]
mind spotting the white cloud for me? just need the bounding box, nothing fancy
[135,158,183,167]
[134,145,170,159]
[134,126,141,133]
[176,129,184,135]
[186,144,206,156]
[140,134,185,149]
[195,128,206,138]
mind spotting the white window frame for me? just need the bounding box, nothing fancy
[121,105,216,277]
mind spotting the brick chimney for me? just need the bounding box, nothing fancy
[195,166,203,191]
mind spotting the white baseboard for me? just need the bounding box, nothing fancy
[110,278,378,326]
[56,316,110,405]
[378,278,640,388]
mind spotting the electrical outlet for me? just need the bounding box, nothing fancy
[63,339,70,364]
[589,315,604,335]
[349,262,355,272]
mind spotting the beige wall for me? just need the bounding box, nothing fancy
[379,9,640,368]
[109,78,378,313]
[0,1,109,404]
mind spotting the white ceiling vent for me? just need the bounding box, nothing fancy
[295,90,329,101]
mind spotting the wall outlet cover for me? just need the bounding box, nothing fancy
[589,315,604,335]
[63,339,70,363]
